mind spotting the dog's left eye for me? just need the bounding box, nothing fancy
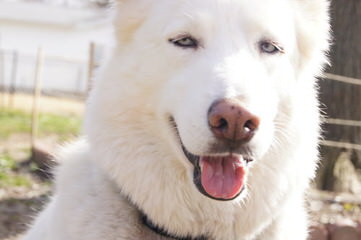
[259,41,284,54]
[169,35,199,49]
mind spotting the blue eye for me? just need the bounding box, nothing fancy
[259,41,284,54]
[169,35,199,49]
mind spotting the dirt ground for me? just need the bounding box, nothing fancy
[0,133,55,240]
[0,181,49,240]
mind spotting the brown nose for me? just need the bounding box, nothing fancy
[208,99,260,142]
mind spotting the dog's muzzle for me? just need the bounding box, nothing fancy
[171,98,260,201]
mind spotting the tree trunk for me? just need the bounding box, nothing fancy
[316,0,361,191]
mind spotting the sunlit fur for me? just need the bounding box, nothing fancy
[23,0,330,239]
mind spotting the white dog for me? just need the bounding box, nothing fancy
[22,0,330,239]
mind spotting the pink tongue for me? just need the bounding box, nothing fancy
[200,156,245,200]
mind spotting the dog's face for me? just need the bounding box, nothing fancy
[88,0,329,202]
[153,0,294,200]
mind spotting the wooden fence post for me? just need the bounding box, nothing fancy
[31,47,44,149]
[87,42,95,95]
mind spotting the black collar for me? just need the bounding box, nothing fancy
[141,213,208,240]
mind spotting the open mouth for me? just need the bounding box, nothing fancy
[181,144,251,201]
[170,117,252,201]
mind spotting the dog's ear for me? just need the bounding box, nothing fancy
[294,0,331,75]
[113,0,152,44]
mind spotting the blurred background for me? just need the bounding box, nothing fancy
[0,0,360,239]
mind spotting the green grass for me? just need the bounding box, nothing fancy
[0,108,82,187]
[0,109,30,138]
[0,153,31,188]
[0,172,32,188]
[0,108,82,139]
[0,153,16,171]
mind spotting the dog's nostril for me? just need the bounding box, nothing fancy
[209,115,228,129]
[244,125,251,134]
[218,118,228,129]
[244,120,257,132]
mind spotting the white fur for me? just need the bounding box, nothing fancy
[22,0,330,239]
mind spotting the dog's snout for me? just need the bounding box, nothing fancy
[208,99,260,143]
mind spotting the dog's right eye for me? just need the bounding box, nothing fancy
[169,35,199,49]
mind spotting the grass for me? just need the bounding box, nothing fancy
[0,172,32,188]
[0,108,82,139]
[0,153,31,188]
[0,109,30,138]
[0,107,82,187]
[0,154,16,171]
